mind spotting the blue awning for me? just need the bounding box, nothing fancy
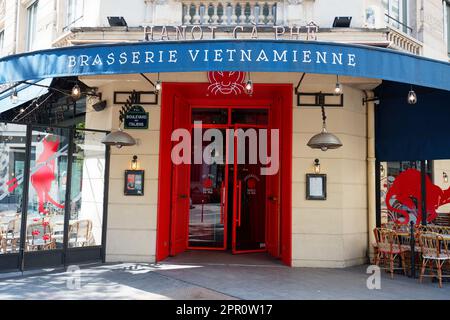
[376,81,450,161]
[0,78,52,114]
[0,40,449,91]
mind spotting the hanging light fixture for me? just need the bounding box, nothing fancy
[443,172,448,184]
[307,104,343,151]
[101,127,136,148]
[10,87,18,104]
[155,73,162,93]
[245,72,253,95]
[71,83,81,100]
[334,75,343,96]
[407,85,417,105]
[380,164,385,177]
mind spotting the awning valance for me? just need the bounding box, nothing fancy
[0,78,52,114]
[0,40,449,91]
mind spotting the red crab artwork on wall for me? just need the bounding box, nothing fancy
[207,71,246,95]
[385,169,450,225]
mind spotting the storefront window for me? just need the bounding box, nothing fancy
[0,123,27,255]
[431,160,450,227]
[25,127,70,251]
[68,130,106,247]
[379,161,433,226]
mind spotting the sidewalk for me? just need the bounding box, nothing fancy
[0,253,449,300]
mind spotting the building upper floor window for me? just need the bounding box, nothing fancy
[66,0,83,29]
[383,0,410,34]
[26,0,38,51]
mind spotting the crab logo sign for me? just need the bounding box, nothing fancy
[207,71,246,95]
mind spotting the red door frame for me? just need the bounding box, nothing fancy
[156,83,292,266]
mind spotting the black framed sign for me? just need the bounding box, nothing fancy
[124,105,149,129]
[124,170,145,196]
[306,174,327,200]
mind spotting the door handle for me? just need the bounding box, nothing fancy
[179,194,188,199]
[237,180,242,227]
[269,196,278,201]
[220,183,225,224]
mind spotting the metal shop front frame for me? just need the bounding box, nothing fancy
[0,122,110,272]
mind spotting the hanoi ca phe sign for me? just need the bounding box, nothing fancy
[124,105,149,129]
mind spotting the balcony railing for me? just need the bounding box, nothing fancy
[387,27,422,56]
[182,1,277,25]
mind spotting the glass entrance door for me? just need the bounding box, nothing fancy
[188,128,228,249]
[188,108,269,253]
[232,116,268,253]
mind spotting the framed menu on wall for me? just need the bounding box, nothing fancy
[124,170,145,196]
[306,174,327,200]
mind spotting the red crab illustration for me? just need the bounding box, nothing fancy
[30,135,65,214]
[207,71,245,95]
[385,169,450,225]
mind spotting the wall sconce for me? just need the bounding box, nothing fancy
[131,155,139,170]
[444,172,448,183]
[314,159,321,174]
[380,164,385,177]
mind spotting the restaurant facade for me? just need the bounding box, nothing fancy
[1,0,450,271]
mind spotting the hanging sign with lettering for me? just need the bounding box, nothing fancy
[124,105,149,129]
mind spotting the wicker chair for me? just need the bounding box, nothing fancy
[68,220,93,247]
[4,218,21,253]
[373,227,410,278]
[26,222,56,251]
[418,232,450,288]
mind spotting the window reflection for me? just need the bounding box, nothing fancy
[69,130,106,247]
[0,123,27,254]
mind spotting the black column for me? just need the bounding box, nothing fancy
[62,128,74,267]
[420,160,427,226]
[375,160,381,228]
[18,125,32,272]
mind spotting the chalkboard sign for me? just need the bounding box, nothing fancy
[124,105,149,129]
